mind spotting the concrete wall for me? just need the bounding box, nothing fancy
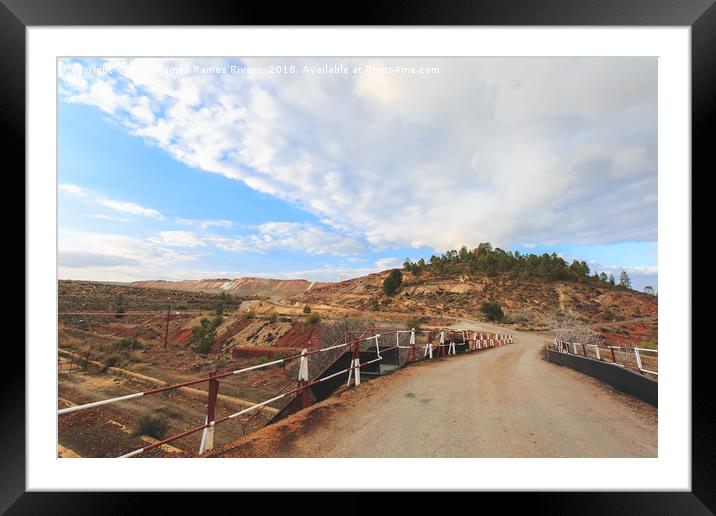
[545,348,657,407]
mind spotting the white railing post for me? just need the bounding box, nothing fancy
[425,335,433,359]
[347,355,361,386]
[199,416,209,454]
[634,348,643,372]
[298,348,309,382]
[595,345,601,360]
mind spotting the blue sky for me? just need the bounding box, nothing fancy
[57,58,657,290]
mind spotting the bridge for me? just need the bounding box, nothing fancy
[58,322,657,458]
[206,324,657,458]
[58,326,514,457]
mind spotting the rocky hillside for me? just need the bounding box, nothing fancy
[297,268,657,326]
[131,277,330,300]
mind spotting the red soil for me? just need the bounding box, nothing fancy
[173,328,193,345]
[274,323,321,348]
[232,346,302,359]
[596,320,658,347]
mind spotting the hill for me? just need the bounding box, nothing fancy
[297,267,656,327]
[131,277,330,300]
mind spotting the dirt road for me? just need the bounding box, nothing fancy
[209,325,657,458]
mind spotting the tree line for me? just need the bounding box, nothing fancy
[399,242,634,289]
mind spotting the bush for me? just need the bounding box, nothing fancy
[382,269,403,296]
[188,317,221,354]
[114,294,125,319]
[306,313,321,324]
[243,311,255,320]
[480,301,505,322]
[100,353,121,372]
[117,337,141,351]
[369,299,380,311]
[405,318,422,331]
[136,412,170,439]
[603,307,616,321]
[268,312,278,323]
[303,305,312,313]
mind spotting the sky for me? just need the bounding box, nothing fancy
[57,57,658,291]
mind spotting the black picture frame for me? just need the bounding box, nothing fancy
[4,0,707,513]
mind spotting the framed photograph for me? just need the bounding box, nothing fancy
[7,0,708,512]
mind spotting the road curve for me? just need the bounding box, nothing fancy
[210,328,657,458]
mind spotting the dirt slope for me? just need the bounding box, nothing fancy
[298,269,657,325]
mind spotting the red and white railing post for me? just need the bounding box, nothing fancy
[448,331,456,355]
[199,370,220,454]
[346,341,361,387]
[424,331,434,359]
[409,328,417,361]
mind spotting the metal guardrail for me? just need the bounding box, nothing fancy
[550,338,658,376]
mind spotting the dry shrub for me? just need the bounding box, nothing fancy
[135,412,169,439]
[546,313,597,346]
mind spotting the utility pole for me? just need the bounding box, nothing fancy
[163,303,171,350]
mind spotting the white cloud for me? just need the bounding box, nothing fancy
[204,222,365,256]
[97,199,163,219]
[175,217,234,230]
[150,231,206,248]
[59,183,89,197]
[58,227,197,281]
[374,257,403,270]
[60,183,164,219]
[91,214,130,222]
[58,57,657,253]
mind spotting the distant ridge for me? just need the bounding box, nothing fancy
[131,277,332,300]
